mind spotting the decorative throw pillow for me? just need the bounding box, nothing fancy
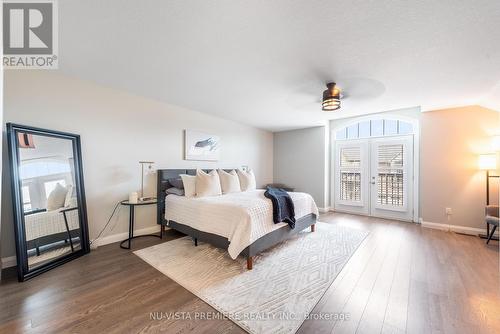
[64,184,74,207]
[47,183,69,211]
[180,174,196,197]
[218,169,241,194]
[237,169,256,191]
[168,177,184,190]
[196,169,222,197]
[166,187,185,196]
[66,197,78,208]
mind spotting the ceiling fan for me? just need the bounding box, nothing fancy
[322,82,342,111]
[285,77,384,111]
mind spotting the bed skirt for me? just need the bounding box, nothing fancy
[166,213,317,258]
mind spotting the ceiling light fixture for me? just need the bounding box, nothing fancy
[322,82,341,111]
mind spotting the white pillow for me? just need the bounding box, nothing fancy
[47,183,69,211]
[237,169,256,191]
[180,174,196,198]
[64,184,74,207]
[195,169,222,197]
[218,169,241,194]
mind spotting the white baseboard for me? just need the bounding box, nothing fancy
[1,256,17,269]
[1,225,163,270]
[420,220,449,231]
[421,220,498,237]
[92,225,161,247]
[318,207,331,213]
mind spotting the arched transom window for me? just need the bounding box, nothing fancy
[335,119,414,140]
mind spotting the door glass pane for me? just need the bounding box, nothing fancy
[359,121,370,138]
[371,119,383,136]
[340,147,361,202]
[377,170,404,206]
[378,145,403,168]
[340,147,361,168]
[341,172,361,201]
[377,144,404,206]
[384,120,398,136]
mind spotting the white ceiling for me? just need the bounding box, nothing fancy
[58,0,500,131]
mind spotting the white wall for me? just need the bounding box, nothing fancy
[420,105,499,230]
[273,126,328,209]
[1,71,273,260]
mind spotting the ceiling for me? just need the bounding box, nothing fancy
[57,0,500,131]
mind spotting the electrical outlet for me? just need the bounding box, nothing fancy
[445,208,452,215]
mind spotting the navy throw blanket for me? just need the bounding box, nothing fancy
[264,187,296,229]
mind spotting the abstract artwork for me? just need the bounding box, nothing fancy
[184,130,220,161]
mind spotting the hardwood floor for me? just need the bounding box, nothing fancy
[1,213,499,333]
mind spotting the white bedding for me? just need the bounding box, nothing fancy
[24,208,80,242]
[165,190,318,259]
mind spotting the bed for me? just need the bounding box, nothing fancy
[157,169,318,269]
[24,206,80,255]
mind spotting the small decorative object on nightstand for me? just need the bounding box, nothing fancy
[120,198,161,249]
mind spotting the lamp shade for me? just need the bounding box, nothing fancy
[478,154,497,170]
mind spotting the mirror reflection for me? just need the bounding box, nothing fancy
[18,132,82,270]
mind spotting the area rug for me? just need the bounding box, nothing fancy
[134,222,368,334]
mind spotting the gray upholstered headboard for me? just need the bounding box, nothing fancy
[156,169,235,226]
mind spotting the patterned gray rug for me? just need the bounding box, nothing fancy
[135,222,368,334]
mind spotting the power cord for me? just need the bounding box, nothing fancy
[90,200,123,247]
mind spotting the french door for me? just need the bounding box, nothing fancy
[334,135,414,221]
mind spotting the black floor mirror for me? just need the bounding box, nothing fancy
[7,123,90,282]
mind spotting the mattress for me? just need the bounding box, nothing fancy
[24,208,80,242]
[165,190,319,259]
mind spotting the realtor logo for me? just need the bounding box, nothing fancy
[3,0,58,69]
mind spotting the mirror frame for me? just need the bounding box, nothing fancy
[7,123,90,282]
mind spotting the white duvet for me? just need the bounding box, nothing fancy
[24,208,80,241]
[165,190,319,259]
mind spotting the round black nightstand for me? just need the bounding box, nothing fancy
[120,199,161,249]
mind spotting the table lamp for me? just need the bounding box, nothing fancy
[139,161,155,201]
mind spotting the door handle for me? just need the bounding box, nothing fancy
[371,181,376,184]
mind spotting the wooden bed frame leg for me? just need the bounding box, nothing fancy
[311,224,315,232]
[247,256,253,270]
